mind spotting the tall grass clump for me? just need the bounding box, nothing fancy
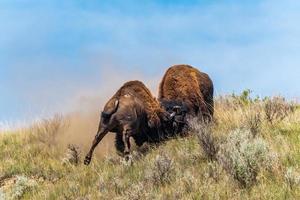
[264,96,296,124]
[146,153,175,186]
[123,183,148,200]
[218,129,271,187]
[189,118,219,161]
[285,167,300,190]
[244,108,262,137]
[62,144,81,166]
[30,114,66,146]
[214,89,262,132]
[1,176,37,200]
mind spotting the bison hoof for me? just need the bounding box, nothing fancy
[124,154,130,161]
[122,155,133,166]
[84,156,91,165]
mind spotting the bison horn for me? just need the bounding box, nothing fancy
[169,105,182,119]
[170,111,176,119]
[172,105,182,112]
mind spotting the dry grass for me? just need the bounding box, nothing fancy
[244,107,262,137]
[0,91,300,199]
[62,144,81,166]
[29,114,66,146]
[189,118,219,161]
[145,152,175,186]
[264,96,296,124]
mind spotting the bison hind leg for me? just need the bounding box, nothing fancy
[115,133,125,155]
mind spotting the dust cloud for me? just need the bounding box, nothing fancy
[56,67,162,159]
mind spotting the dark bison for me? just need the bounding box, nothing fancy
[159,65,214,133]
[84,80,173,165]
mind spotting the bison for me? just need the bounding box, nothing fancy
[84,80,174,165]
[158,64,214,133]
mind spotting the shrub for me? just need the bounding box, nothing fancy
[62,144,81,166]
[284,167,300,189]
[146,153,175,186]
[232,89,252,105]
[10,176,37,199]
[264,96,295,124]
[0,190,5,200]
[231,89,260,107]
[218,129,270,187]
[189,118,219,161]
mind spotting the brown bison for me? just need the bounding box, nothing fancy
[159,64,214,132]
[84,80,174,165]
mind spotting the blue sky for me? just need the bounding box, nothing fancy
[1,0,300,123]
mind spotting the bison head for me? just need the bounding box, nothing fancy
[159,99,188,136]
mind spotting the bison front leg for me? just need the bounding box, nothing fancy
[123,131,131,155]
[122,128,133,161]
[115,132,125,155]
[84,128,108,165]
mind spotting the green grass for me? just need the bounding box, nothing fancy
[1,94,300,199]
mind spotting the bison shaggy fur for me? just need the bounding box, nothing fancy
[159,64,214,121]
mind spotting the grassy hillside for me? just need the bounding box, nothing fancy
[1,92,300,200]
